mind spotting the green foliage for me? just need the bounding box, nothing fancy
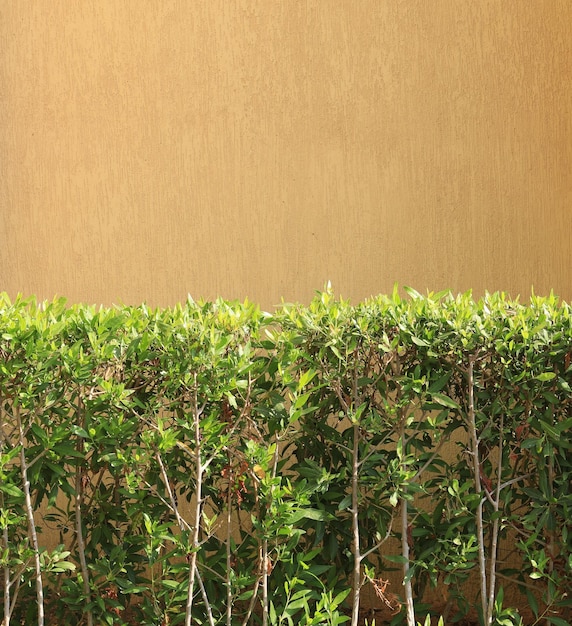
[0,289,571,625]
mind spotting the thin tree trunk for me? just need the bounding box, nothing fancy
[400,409,415,626]
[3,519,10,626]
[195,568,215,626]
[486,414,503,626]
[240,548,261,626]
[75,395,93,626]
[16,406,44,626]
[350,422,362,626]
[185,387,203,626]
[546,444,556,606]
[0,399,8,626]
[225,466,233,626]
[261,538,269,626]
[467,358,488,624]
[261,438,280,626]
[401,496,415,626]
[74,469,93,626]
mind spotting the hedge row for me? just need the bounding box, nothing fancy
[0,288,571,626]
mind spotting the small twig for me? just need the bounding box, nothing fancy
[195,567,215,626]
[482,473,532,507]
[156,452,186,532]
[26,449,50,470]
[141,481,192,532]
[330,440,353,455]
[495,571,539,593]
[412,437,447,481]
[366,574,400,613]
[360,519,393,561]
[240,563,262,626]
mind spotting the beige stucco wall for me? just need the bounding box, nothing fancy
[2,1,571,309]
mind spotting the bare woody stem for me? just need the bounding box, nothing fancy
[261,537,269,626]
[3,502,10,626]
[75,394,93,626]
[16,406,44,626]
[156,452,186,532]
[1,398,9,626]
[347,355,362,626]
[225,467,233,626]
[399,409,415,626]
[186,380,202,626]
[74,469,93,626]
[467,357,489,624]
[158,430,214,626]
[350,421,361,626]
[486,413,503,626]
[262,434,281,626]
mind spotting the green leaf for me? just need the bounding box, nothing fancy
[70,425,89,438]
[298,369,317,390]
[162,579,181,589]
[535,372,556,382]
[30,423,48,444]
[269,601,277,625]
[403,286,423,300]
[338,495,352,511]
[0,483,25,499]
[525,589,539,618]
[116,583,147,594]
[349,402,368,424]
[384,554,407,564]
[546,618,569,626]
[333,589,351,606]
[542,391,560,404]
[431,393,460,410]
[329,344,343,360]
[292,392,312,411]
[287,508,335,524]
[428,372,450,394]
[237,590,255,601]
[51,561,76,572]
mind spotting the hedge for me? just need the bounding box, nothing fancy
[0,287,571,626]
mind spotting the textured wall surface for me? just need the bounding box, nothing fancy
[2,1,571,308]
